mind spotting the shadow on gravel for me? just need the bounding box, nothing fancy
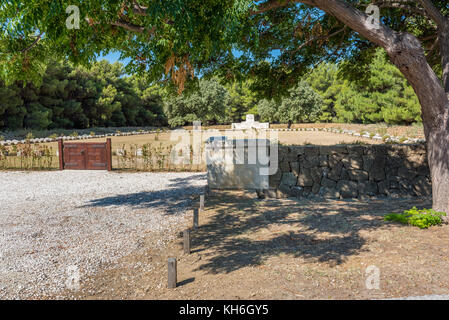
[80,174,206,215]
[167,174,207,187]
[191,192,432,274]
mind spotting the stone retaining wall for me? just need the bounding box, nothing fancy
[269,144,431,199]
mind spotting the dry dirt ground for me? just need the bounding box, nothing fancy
[69,129,378,149]
[67,191,449,300]
[269,123,425,139]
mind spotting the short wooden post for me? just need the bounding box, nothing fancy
[193,208,199,229]
[200,195,205,212]
[167,258,177,289]
[106,138,112,171]
[183,229,191,254]
[58,139,64,170]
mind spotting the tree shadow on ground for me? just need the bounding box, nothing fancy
[191,192,431,274]
[80,174,207,215]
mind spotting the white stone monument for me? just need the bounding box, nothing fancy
[205,138,271,190]
[231,114,269,130]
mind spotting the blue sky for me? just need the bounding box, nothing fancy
[97,51,131,64]
[98,48,280,65]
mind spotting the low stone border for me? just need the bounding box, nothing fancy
[264,127,425,144]
[0,130,167,146]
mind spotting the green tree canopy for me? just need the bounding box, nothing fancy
[257,81,323,124]
[305,50,422,125]
[0,60,166,130]
[278,81,323,124]
[164,78,231,127]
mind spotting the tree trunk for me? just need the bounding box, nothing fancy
[385,33,449,215]
[427,129,449,216]
[298,0,449,214]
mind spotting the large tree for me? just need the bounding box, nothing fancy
[164,78,231,127]
[1,0,449,214]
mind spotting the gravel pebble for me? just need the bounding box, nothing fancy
[0,171,206,299]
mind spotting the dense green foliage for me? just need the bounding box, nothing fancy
[385,207,446,229]
[0,60,166,130]
[164,51,422,127]
[257,81,323,124]
[226,79,259,122]
[1,1,445,90]
[305,51,422,125]
[163,78,231,127]
[0,52,423,130]
[1,1,438,130]
[278,82,323,124]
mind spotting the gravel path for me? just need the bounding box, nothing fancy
[0,171,206,299]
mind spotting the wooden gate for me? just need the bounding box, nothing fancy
[58,138,112,171]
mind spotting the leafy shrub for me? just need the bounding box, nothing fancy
[164,78,231,127]
[384,207,446,229]
[257,99,278,123]
[376,127,387,136]
[258,82,324,124]
[25,132,34,140]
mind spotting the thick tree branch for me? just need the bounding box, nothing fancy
[371,1,427,16]
[87,17,155,36]
[417,0,446,27]
[416,0,449,94]
[132,1,148,16]
[110,20,155,35]
[288,0,396,48]
[0,33,44,55]
[20,32,43,53]
[252,0,449,106]
[292,27,346,54]
[287,0,448,132]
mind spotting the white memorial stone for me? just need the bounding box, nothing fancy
[231,114,269,130]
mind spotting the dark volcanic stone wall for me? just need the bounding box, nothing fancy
[269,144,431,199]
